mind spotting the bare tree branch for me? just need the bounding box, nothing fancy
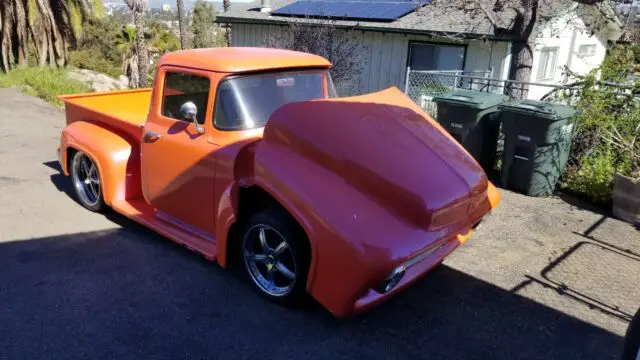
[475,0,501,27]
[263,19,365,94]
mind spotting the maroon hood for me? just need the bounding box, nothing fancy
[260,87,488,230]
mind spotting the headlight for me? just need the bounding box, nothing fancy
[374,265,406,294]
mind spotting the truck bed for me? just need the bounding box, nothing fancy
[58,89,152,140]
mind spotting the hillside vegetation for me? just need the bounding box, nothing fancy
[0,68,91,108]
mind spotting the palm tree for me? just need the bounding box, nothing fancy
[0,0,102,72]
[176,0,188,49]
[115,26,139,88]
[124,0,149,87]
[223,0,231,46]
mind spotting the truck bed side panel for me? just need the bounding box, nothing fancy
[59,89,152,142]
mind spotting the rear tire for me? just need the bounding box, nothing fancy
[240,207,310,307]
[70,151,106,212]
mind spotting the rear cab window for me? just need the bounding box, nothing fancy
[214,69,336,131]
[161,72,210,125]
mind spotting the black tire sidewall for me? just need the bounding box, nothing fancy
[71,151,106,213]
[623,307,640,360]
[240,208,310,307]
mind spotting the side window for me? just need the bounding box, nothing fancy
[578,44,597,58]
[161,72,210,125]
[536,48,559,81]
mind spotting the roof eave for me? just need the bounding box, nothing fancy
[216,16,514,42]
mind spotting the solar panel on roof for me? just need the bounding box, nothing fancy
[271,0,428,22]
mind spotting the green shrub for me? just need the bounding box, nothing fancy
[68,49,122,78]
[0,67,92,107]
[76,18,124,66]
[419,83,452,96]
[561,149,631,205]
[560,44,640,205]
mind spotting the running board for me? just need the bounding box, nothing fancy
[111,198,217,260]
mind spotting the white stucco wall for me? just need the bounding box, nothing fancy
[230,23,511,96]
[528,12,610,100]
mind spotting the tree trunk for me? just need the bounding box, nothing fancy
[34,0,67,68]
[503,2,539,100]
[38,35,48,67]
[223,0,231,46]
[13,0,28,66]
[133,9,148,87]
[507,40,534,99]
[125,54,139,88]
[176,0,188,49]
[0,1,15,72]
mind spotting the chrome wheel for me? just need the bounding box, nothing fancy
[71,152,101,207]
[242,224,297,297]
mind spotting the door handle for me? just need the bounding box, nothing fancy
[144,131,162,142]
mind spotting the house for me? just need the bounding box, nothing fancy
[217,0,622,99]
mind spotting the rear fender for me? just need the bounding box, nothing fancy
[61,121,141,205]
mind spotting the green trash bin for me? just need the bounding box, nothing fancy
[499,100,577,197]
[433,89,508,172]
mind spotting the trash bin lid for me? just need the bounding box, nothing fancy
[432,89,508,110]
[498,100,577,120]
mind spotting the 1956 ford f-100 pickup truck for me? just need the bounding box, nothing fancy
[57,47,500,318]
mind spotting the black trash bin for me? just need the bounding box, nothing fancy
[499,100,577,197]
[433,89,508,172]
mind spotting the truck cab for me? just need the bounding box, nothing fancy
[57,47,499,318]
[141,49,334,243]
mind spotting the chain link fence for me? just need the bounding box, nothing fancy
[404,68,582,119]
[404,70,491,117]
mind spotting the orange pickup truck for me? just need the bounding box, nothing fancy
[57,47,500,318]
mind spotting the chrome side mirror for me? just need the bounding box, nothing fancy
[180,101,204,134]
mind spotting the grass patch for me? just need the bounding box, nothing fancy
[0,67,92,107]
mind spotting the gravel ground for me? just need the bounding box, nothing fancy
[0,87,638,360]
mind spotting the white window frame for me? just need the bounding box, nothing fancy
[537,47,559,81]
[577,44,597,58]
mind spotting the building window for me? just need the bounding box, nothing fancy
[578,44,597,58]
[408,43,466,71]
[537,47,559,81]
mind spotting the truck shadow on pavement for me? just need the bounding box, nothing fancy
[44,160,77,201]
[0,224,622,360]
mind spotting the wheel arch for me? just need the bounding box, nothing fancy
[63,143,108,203]
[60,122,138,206]
[216,181,317,290]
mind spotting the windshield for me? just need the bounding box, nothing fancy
[214,69,337,130]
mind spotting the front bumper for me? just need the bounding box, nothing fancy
[349,230,472,316]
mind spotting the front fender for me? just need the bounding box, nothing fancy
[252,142,427,317]
[252,143,502,317]
[60,121,141,205]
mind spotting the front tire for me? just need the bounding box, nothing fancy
[623,307,640,360]
[240,208,310,307]
[70,151,106,212]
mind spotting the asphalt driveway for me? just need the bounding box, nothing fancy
[1,87,638,360]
